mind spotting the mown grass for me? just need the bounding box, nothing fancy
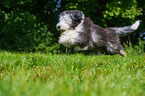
[0,45,145,96]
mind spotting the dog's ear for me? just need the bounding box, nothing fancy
[71,11,84,28]
[71,11,84,21]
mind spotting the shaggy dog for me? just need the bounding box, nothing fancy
[56,10,140,56]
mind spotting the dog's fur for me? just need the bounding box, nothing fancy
[56,10,140,56]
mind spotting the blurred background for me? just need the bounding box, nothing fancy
[0,0,144,52]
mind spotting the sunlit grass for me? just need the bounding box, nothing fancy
[0,49,145,96]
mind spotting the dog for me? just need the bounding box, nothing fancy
[56,10,140,56]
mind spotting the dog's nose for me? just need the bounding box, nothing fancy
[57,25,61,29]
[56,24,61,30]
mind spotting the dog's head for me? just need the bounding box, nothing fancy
[56,10,85,31]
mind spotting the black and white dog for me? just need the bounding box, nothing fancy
[56,10,140,56]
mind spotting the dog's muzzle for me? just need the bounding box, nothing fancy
[56,24,65,33]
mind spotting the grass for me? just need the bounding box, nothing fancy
[0,47,145,96]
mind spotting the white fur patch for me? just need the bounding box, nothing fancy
[59,30,80,47]
[58,14,72,30]
[75,19,84,32]
[58,19,84,47]
[131,20,140,30]
[91,30,100,43]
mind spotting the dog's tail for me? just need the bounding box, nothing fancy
[110,20,140,37]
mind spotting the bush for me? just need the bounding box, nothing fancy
[0,11,53,51]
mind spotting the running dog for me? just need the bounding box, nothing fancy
[56,10,140,56]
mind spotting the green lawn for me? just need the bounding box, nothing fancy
[0,50,145,96]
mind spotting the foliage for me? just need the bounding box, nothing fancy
[0,11,52,51]
[103,0,142,25]
[0,46,145,96]
[0,0,56,52]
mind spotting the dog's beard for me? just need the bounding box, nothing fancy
[58,29,81,48]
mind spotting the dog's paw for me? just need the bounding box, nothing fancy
[120,49,127,56]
